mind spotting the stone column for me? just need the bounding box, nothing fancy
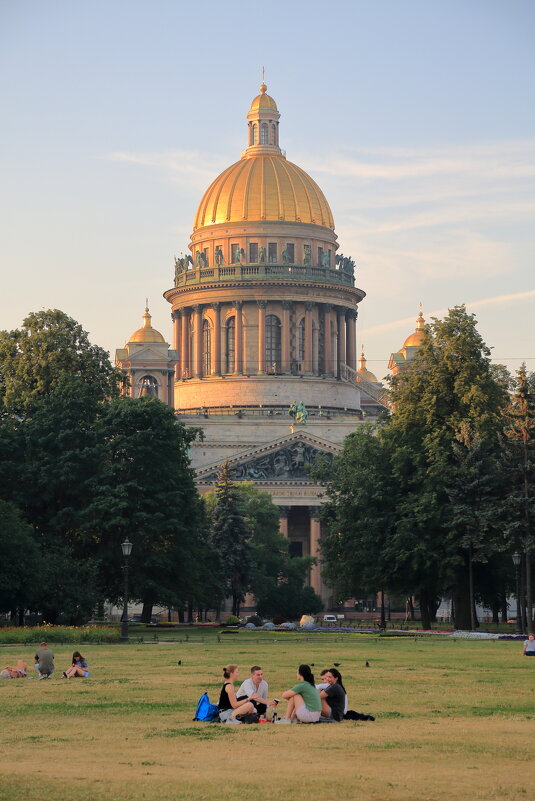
[337,308,346,377]
[304,302,313,375]
[181,308,190,380]
[278,506,290,537]
[193,305,203,378]
[172,310,181,380]
[323,305,333,376]
[257,301,266,374]
[346,310,357,371]
[234,300,243,374]
[167,369,174,407]
[212,303,221,376]
[282,301,291,373]
[309,508,322,596]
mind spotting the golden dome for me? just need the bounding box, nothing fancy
[248,81,278,113]
[403,307,426,348]
[356,347,378,383]
[130,306,165,343]
[193,82,334,231]
[194,156,334,229]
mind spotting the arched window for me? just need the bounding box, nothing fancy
[298,318,305,363]
[260,123,268,144]
[138,375,158,398]
[203,320,211,376]
[265,314,281,371]
[226,317,235,373]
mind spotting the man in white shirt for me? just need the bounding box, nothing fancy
[236,665,269,716]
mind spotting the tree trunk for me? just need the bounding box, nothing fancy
[380,590,386,628]
[17,607,25,627]
[520,555,527,633]
[526,552,533,633]
[178,608,184,623]
[452,568,472,630]
[187,600,193,623]
[419,588,431,630]
[491,599,500,624]
[468,547,476,631]
[141,598,154,624]
[500,594,508,624]
[407,596,415,621]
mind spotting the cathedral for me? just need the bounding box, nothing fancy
[116,82,423,610]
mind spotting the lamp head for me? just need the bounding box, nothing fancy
[121,538,133,558]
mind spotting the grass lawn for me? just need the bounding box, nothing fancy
[1,631,534,801]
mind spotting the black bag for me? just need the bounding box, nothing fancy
[237,712,259,724]
[344,709,375,721]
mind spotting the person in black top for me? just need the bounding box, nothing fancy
[218,664,258,724]
[319,668,346,721]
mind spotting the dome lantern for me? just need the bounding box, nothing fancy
[245,77,282,156]
[129,305,165,344]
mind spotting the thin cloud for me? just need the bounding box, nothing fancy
[360,290,535,336]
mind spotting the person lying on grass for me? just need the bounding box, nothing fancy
[218,664,260,723]
[276,664,321,724]
[0,660,28,679]
[62,651,89,678]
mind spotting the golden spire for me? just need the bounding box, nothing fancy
[415,304,425,330]
[358,346,367,372]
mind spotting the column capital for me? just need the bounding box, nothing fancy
[308,506,322,521]
[193,304,203,314]
[257,300,267,309]
[305,301,314,312]
[323,303,333,313]
[234,300,243,310]
[278,505,291,518]
[282,300,292,310]
[211,302,221,311]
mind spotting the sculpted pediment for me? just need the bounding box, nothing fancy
[195,431,339,484]
[126,344,172,362]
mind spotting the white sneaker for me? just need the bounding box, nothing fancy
[275,718,295,724]
[225,717,242,724]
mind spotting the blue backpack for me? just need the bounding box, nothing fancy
[194,692,220,722]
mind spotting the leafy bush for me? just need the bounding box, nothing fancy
[246,615,262,627]
[272,615,287,626]
[0,625,120,644]
[223,615,241,626]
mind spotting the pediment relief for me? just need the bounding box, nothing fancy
[196,432,339,484]
[126,345,173,361]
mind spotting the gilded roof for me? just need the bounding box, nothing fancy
[249,82,278,112]
[403,307,426,349]
[130,307,165,343]
[193,155,334,230]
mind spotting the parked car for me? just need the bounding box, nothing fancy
[128,616,158,625]
[323,615,337,623]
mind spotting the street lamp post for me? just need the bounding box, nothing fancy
[121,538,133,642]
[512,552,522,636]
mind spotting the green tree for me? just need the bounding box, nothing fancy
[210,463,253,617]
[0,500,41,620]
[85,397,203,621]
[387,306,507,628]
[504,365,535,631]
[0,309,120,413]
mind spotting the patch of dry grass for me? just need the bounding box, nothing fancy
[1,634,534,800]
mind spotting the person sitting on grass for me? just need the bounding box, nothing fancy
[316,668,349,715]
[0,660,28,679]
[62,651,89,678]
[276,664,321,724]
[218,664,258,724]
[236,664,271,717]
[318,668,346,721]
[523,633,535,656]
[34,641,55,679]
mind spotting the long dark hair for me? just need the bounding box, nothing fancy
[72,651,84,663]
[298,664,315,686]
[329,667,346,694]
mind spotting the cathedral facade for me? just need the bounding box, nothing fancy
[118,83,390,609]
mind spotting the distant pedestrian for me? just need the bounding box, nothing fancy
[523,633,535,656]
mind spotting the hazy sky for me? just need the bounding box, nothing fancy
[1,0,534,380]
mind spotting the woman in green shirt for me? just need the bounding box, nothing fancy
[277,664,321,724]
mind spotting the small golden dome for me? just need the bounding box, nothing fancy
[130,306,165,343]
[248,81,278,113]
[194,155,334,229]
[356,347,378,383]
[403,307,426,348]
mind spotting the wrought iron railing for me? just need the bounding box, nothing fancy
[340,363,391,409]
